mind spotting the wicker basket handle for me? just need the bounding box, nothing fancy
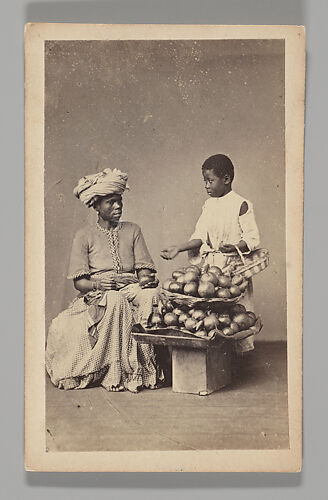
[234,244,246,265]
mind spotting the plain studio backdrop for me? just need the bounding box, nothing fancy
[45,39,285,341]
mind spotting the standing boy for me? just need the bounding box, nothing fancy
[161,154,260,353]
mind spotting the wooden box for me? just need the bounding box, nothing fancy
[172,341,232,395]
[132,327,232,396]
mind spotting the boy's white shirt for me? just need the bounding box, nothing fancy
[189,190,260,267]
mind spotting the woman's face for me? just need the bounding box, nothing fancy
[96,194,123,222]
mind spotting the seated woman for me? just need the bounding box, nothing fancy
[46,167,163,393]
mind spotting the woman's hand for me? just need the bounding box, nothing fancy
[138,271,159,289]
[140,276,159,289]
[160,245,180,260]
[97,277,117,291]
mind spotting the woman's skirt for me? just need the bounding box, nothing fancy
[45,282,163,393]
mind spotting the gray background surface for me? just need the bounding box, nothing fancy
[2,0,326,497]
[44,38,285,340]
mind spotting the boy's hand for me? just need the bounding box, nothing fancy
[160,246,180,260]
[219,244,236,253]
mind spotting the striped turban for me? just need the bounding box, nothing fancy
[73,168,129,207]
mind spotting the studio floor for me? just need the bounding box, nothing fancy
[46,341,289,452]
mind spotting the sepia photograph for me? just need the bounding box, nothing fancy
[25,23,304,472]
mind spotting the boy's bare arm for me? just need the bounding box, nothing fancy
[219,240,249,253]
[160,239,202,260]
[220,201,259,253]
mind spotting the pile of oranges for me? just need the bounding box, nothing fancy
[162,264,248,299]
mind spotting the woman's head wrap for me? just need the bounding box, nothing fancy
[73,168,129,207]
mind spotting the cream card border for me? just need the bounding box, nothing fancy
[25,23,304,472]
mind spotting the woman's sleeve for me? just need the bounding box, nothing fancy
[133,226,157,272]
[239,202,260,252]
[67,229,91,279]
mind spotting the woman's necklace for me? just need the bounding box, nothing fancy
[96,221,122,273]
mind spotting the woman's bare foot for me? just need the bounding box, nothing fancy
[129,385,143,394]
[108,384,124,392]
[148,382,163,390]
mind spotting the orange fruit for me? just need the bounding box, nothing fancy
[169,281,184,294]
[230,321,240,333]
[203,313,219,332]
[222,327,234,336]
[229,303,246,316]
[162,279,174,291]
[179,313,189,325]
[239,281,248,292]
[217,288,231,298]
[185,318,197,332]
[163,312,178,327]
[217,275,232,288]
[231,274,243,286]
[184,282,198,296]
[232,313,250,330]
[218,313,231,327]
[198,282,215,298]
[186,265,201,276]
[246,311,256,327]
[200,272,219,286]
[192,309,206,321]
[229,285,241,297]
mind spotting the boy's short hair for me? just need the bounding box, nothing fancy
[201,154,234,182]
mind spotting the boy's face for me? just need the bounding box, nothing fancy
[203,169,230,198]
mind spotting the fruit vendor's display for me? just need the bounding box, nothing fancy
[145,262,264,341]
[148,300,261,341]
[162,264,248,300]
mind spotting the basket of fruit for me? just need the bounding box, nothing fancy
[145,302,262,343]
[225,248,269,280]
[161,264,249,306]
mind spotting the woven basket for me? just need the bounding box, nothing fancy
[136,316,263,344]
[214,316,263,341]
[160,288,246,307]
[224,248,269,280]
